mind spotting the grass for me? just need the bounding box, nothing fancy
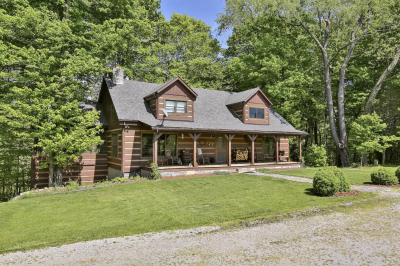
[0,174,375,254]
[261,166,399,184]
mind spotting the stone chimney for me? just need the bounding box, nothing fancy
[113,66,124,85]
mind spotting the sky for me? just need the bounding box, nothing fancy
[160,0,231,48]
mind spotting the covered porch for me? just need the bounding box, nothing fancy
[148,130,303,171]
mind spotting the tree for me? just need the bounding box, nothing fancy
[222,14,325,144]
[350,113,399,165]
[0,1,107,186]
[147,13,225,89]
[218,0,400,166]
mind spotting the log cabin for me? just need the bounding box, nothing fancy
[31,67,307,187]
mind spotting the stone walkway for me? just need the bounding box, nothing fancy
[246,172,394,193]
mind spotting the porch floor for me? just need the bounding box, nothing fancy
[157,161,299,170]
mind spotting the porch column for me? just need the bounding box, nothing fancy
[225,134,235,166]
[247,135,258,165]
[153,132,163,166]
[189,133,201,167]
[276,136,280,164]
[298,136,302,160]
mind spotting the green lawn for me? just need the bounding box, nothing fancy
[262,166,399,184]
[0,174,375,254]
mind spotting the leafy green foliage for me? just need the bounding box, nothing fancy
[303,145,327,167]
[395,167,400,183]
[350,113,400,159]
[313,169,340,196]
[65,181,81,191]
[324,167,350,193]
[151,163,162,180]
[371,168,398,185]
[111,177,128,183]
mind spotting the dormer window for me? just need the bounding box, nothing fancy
[165,100,187,114]
[250,107,264,119]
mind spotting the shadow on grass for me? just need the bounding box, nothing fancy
[363,182,373,184]
[304,188,316,196]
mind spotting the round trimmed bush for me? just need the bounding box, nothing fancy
[395,167,400,183]
[371,168,398,185]
[324,166,350,192]
[313,169,340,196]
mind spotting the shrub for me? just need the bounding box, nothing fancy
[303,144,327,167]
[324,167,350,192]
[371,168,398,185]
[313,169,340,196]
[65,181,80,191]
[111,177,128,183]
[130,175,141,181]
[395,167,400,183]
[151,163,162,180]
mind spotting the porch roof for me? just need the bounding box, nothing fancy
[104,79,307,136]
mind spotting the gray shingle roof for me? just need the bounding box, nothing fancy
[104,79,306,135]
[225,88,259,105]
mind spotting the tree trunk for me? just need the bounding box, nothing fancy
[314,121,318,145]
[366,46,400,114]
[48,155,54,187]
[324,111,327,150]
[361,154,367,166]
[382,149,386,165]
[54,167,63,187]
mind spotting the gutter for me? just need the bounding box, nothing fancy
[150,126,308,136]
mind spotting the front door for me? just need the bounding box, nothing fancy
[216,136,227,163]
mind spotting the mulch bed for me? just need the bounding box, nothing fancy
[333,191,362,197]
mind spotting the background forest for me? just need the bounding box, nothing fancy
[1,0,400,200]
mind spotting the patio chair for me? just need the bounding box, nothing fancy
[157,156,168,166]
[170,155,181,165]
[256,153,265,162]
[197,148,210,164]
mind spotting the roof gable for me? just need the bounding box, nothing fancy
[226,88,273,106]
[144,77,198,100]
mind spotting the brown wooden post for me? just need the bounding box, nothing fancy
[153,139,157,166]
[298,136,302,160]
[189,133,201,167]
[153,132,163,166]
[276,136,280,164]
[247,135,258,165]
[251,139,255,165]
[225,134,235,166]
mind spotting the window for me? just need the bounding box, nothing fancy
[249,107,264,119]
[159,134,177,156]
[141,134,153,157]
[111,134,118,157]
[141,134,177,157]
[217,137,226,149]
[165,100,187,114]
[262,137,276,156]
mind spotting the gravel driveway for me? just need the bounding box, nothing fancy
[2,175,400,265]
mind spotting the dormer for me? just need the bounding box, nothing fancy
[144,77,198,121]
[226,88,273,125]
